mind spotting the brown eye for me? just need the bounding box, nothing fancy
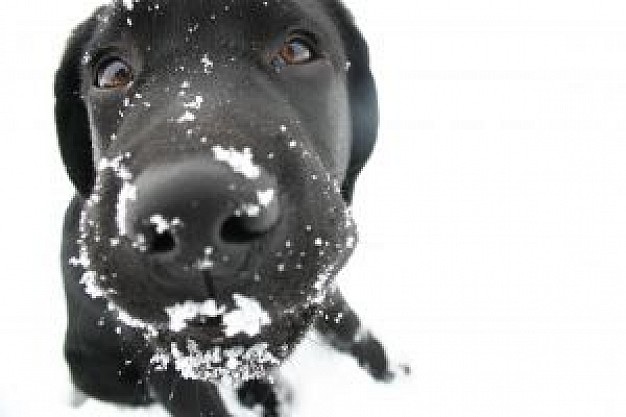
[272,37,316,71]
[95,58,133,89]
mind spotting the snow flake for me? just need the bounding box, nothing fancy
[201,54,214,73]
[223,294,271,337]
[177,110,196,123]
[183,95,204,110]
[149,214,182,234]
[122,0,136,11]
[165,299,226,332]
[257,189,275,207]
[196,247,215,270]
[241,203,261,217]
[212,146,261,179]
[116,181,137,236]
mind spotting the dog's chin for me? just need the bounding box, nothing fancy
[149,324,290,383]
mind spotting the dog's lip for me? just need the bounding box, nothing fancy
[186,314,223,326]
[163,293,271,338]
[167,323,260,349]
[175,316,229,343]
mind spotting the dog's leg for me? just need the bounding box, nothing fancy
[236,378,290,417]
[314,289,399,382]
[148,369,232,417]
[64,300,154,405]
[62,197,153,405]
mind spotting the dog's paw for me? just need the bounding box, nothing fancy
[237,380,279,416]
[68,386,88,408]
[219,378,292,417]
[385,362,412,382]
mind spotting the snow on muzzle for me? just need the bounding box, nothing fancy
[72,133,359,382]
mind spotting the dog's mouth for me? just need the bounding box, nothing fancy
[187,315,224,328]
[172,314,227,342]
[145,295,286,382]
[162,294,270,339]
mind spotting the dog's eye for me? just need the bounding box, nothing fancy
[95,58,133,89]
[271,36,316,71]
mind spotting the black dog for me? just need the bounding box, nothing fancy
[56,0,394,415]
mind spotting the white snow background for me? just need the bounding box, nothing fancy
[1,0,626,415]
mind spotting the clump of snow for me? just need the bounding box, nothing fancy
[131,232,148,252]
[195,246,215,270]
[121,0,136,11]
[223,294,271,337]
[187,23,200,33]
[236,189,275,218]
[162,293,271,337]
[201,54,214,73]
[149,214,182,234]
[257,189,275,207]
[69,244,90,269]
[97,155,132,180]
[177,110,196,123]
[240,203,261,217]
[96,155,137,237]
[79,270,106,299]
[117,182,137,236]
[212,146,261,179]
[183,95,204,110]
[150,349,170,371]
[111,303,158,336]
[152,339,279,382]
[165,299,226,332]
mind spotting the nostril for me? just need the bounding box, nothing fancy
[221,216,268,244]
[145,227,177,254]
[221,197,281,244]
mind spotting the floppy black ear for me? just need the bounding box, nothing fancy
[55,13,101,197]
[326,2,379,204]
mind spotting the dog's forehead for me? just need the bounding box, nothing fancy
[87,0,344,59]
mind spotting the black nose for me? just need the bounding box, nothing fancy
[126,158,281,277]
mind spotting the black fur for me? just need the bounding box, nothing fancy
[56,1,392,416]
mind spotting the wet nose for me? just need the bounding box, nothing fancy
[125,158,281,275]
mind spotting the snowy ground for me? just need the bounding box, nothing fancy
[2,0,626,416]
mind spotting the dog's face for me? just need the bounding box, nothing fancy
[57,0,377,381]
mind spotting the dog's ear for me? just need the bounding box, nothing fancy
[326,2,379,204]
[55,12,102,197]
